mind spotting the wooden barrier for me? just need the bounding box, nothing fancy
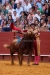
[0,32,14,54]
[40,31,50,55]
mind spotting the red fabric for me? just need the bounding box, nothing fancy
[10,22,21,31]
[33,40,38,56]
[23,29,27,32]
[10,23,28,33]
[13,26,20,31]
[10,22,14,29]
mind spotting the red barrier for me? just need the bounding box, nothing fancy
[40,31,50,55]
[0,32,50,55]
[15,32,50,55]
[0,32,14,54]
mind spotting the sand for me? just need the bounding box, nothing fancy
[0,61,50,75]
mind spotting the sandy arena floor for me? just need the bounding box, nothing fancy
[0,61,50,75]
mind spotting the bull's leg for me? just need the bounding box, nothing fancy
[10,52,14,65]
[18,53,23,66]
[18,54,21,65]
[10,48,14,65]
[27,56,30,66]
[27,51,32,66]
[20,54,23,66]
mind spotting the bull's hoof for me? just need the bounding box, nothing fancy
[11,62,14,65]
[12,64,14,65]
[20,64,22,66]
[28,64,30,66]
[19,63,22,66]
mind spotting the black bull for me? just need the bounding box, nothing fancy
[4,32,36,66]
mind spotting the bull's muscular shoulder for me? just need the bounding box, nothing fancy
[33,29,38,34]
[27,29,33,33]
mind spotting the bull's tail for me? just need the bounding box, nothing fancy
[3,44,10,49]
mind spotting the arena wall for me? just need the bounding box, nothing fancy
[0,32,50,62]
